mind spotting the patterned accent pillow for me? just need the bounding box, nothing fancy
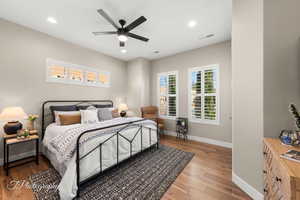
[98,108,113,121]
[80,109,99,124]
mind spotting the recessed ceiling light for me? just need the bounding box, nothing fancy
[188,20,197,28]
[47,17,57,24]
[121,49,127,54]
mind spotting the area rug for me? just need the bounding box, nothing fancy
[29,145,194,200]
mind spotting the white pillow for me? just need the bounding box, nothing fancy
[54,111,80,125]
[80,109,99,124]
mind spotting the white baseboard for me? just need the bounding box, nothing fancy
[164,130,232,149]
[232,172,264,200]
[0,150,36,166]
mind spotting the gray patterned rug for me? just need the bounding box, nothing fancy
[29,145,194,200]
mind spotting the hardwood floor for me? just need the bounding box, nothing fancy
[160,136,251,200]
[0,135,251,200]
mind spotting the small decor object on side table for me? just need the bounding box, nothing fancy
[0,107,28,135]
[27,114,38,131]
[17,129,30,139]
[176,117,188,140]
[279,104,300,146]
[118,103,128,117]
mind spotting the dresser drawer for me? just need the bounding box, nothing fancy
[264,143,273,168]
[272,161,291,200]
[263,140,293,200]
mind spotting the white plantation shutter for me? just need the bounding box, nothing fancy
[159,75,168,115]
[189,65,219,124]
[191,71,202,119]
[168,74,177,116]
[158,71,178,118]
[204,69,217,120]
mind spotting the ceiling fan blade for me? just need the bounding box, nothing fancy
[128,33,149,42]
[92,31,117,35]
[120,41,125,47]
[125,16,147,31]
[97,9,119,29]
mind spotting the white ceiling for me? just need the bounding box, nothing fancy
[0,0,232,61]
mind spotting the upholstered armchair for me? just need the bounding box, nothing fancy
[140,106,165,134]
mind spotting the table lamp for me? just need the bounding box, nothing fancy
[118,103,128,117]
[0,107,28,135]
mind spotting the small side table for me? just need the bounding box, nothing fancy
[3,131,39,176]
[176,118,188,140]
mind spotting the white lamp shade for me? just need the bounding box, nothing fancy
[118,103,128,111]
[0,107,28,121]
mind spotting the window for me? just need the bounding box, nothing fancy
[188,65,219,124]
[86,71,97,84]
[46,58,110,87]
[49,65,67,79]
[157,71,178,119]
[99,73,110,86]
[69,68,83,82]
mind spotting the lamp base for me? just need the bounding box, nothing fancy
[120,111,127,117]
[4,121,23,135]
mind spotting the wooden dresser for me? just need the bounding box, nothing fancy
[264,138,300,199]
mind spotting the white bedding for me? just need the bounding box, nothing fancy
[42,117,157,200]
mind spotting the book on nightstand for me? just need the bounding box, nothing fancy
[280,149,300,163]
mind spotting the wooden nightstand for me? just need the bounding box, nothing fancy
[3,130,39,176]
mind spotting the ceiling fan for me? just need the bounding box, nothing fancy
[93,9,149,47]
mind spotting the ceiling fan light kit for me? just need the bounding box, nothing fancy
[93,9,149,47]
[118,34,128,42]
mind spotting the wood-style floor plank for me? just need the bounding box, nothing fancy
[0,135,251,200]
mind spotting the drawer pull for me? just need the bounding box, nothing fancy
[276,177,282,182]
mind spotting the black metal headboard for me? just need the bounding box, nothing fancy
[41,100,113,140]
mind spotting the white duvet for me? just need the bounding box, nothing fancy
[43,117,157,200]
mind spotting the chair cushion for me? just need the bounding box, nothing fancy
[141,106,158,115]
[143,114,157,119]
[158,123,164,129]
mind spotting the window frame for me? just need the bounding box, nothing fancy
[46,58,110,88]
[188,65,220,125]
[157,71,179,120]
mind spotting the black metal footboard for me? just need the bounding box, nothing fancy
[75,119,159,197]
[41,100,159,198]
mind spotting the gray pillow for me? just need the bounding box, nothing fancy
[98,108,113,121]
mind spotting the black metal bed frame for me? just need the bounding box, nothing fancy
[41,100,159,198]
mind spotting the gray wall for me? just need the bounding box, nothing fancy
[264,0,300,137]
[127,58,151,115]
[232,0,264,193]
[0,19,127,160]
[150,41,232,143]
[232,0,300,195]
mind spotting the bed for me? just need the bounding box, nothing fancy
[41,100,159,200]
